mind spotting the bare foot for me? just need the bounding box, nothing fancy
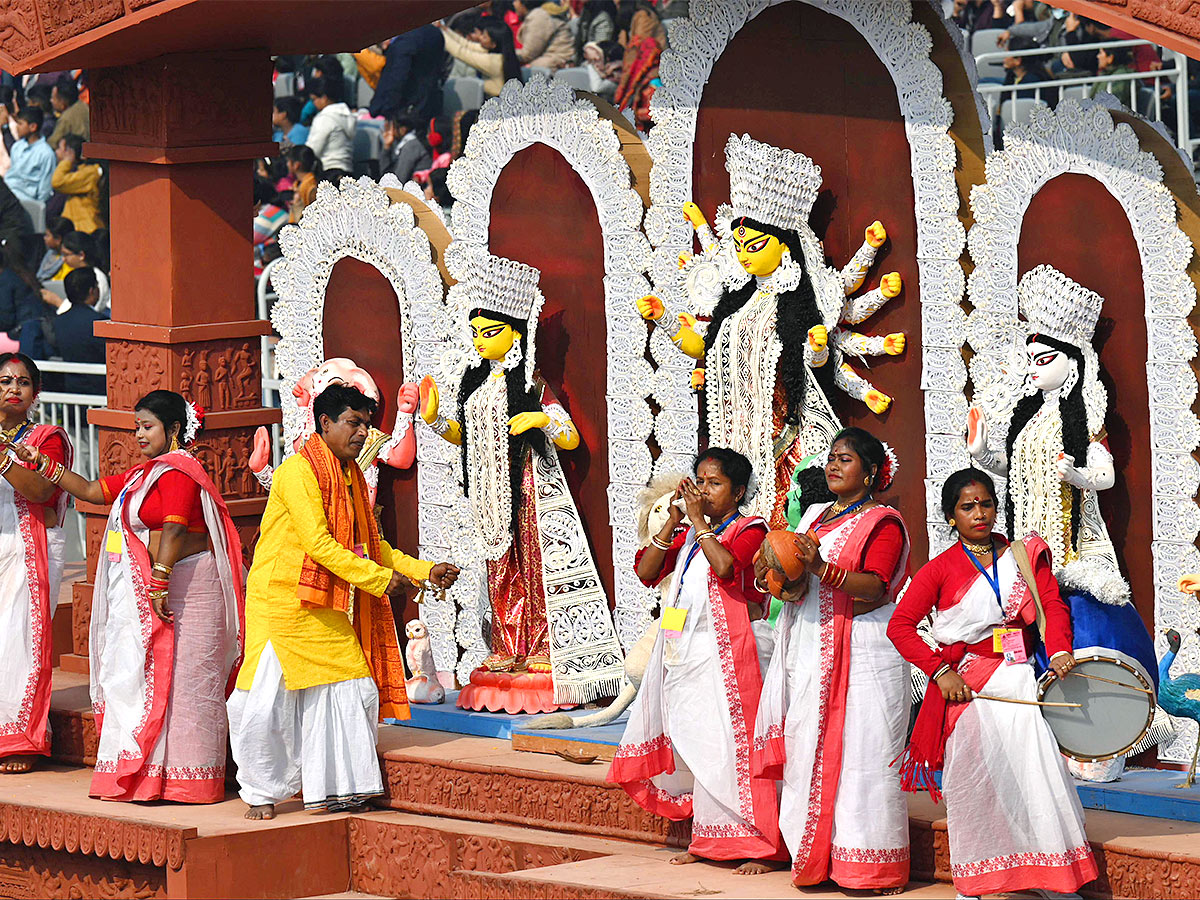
[733,860,776,875]
[0,755,35,773]
[669,851,698,866]
[244,804,275,820]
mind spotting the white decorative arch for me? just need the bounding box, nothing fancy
[446,75,658,653]
[644,0,971,550]
[269,177,463,676]
[966,98,1200,760]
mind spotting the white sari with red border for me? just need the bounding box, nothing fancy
[0,424,71,757]
[754,503,911,890]
[90,450,244,802]
[608,516,783,861]
[932,546,1096,896]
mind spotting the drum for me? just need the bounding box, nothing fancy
[1037,655,1155,762]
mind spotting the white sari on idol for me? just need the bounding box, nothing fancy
[0,424,70,758]
[608,515,783,861]
[90,451,244,803]
[754,502,911,890]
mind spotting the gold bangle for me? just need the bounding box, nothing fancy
[151,564,173,578]
[650,534,672,551]
[699,531,719,542]
[694,529,714,540]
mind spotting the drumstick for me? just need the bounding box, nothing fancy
[973,694,1082,708]
[1067,670,1154,695]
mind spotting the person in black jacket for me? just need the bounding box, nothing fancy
[368,25,446,121]
[34,265,106,394]
[0,240,42,337]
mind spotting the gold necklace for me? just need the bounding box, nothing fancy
[961,537,993,555]
[0,419,29,444]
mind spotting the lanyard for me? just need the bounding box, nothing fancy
[680,512,740,578]
[963,539,1003,614]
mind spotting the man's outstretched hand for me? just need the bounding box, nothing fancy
[429,562,460,589]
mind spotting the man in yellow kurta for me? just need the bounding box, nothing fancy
[228,384,458,820]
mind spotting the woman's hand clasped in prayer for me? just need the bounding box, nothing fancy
[678,477,708,532]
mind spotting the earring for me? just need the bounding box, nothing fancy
[949,518,956,527]
[864,475,871,486]
[170,436,179,452]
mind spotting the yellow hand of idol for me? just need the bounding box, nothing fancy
[636,294,665,321]
[881,271,902,298]
[419,375,440,426]
[807,325,828,353]
[883,332,905,356]
[682,201,707,230]
[865,220,887,248]
[509,411,550,436]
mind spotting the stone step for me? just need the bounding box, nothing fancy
[374,726,690,847]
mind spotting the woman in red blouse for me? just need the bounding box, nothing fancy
[17,389,244,803]
[752,427,911,892]
[0,353,72,774]
[887,468,1096,899]
[609,447,784,873]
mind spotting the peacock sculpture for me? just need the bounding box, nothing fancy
[1160,628,1200,788]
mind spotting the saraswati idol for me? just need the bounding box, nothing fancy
[637,134,905,527]
[967,265,1158,780]
[420,248,624,714]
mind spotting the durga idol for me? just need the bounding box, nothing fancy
[419,248,624,714]
[637,133,905,528]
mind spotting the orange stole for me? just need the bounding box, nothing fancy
[297,435,410,720]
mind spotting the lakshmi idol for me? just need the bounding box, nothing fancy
[637,133,905,527]
[967,264,1158,780]
[420,248,624,713]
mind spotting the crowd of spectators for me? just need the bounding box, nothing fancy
[951,1,1191,146]
[254,1,683,272]
[0,71,109,388]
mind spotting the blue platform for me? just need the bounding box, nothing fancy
[388,691,629,748]
[1077,768,1200,823]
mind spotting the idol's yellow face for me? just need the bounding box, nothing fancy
[470,314,520,361]
[734,224,787,277]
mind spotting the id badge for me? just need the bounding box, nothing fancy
[352,543,367,559]
[1000,629,1028,665]
[992,626,1021,653]
[662,605,687,639]
[105,529,123,562]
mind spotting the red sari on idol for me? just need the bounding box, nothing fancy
[0,424,71,759]
[888,533,1097,897]
[89,450,244,803]
[753,502,911,890]
[609,515,784,862]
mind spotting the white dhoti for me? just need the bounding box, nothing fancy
[227,640,383,810]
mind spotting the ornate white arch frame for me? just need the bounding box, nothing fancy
[966,98,1200,759]
[269,177,463,675]
[445,75,658,656]
[643,0,971,550]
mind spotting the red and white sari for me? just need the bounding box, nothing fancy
[0,424,71,758]
[608,516,783,861]
[90,451,244,803]
[888,535,1097,896]
[754,503,911,890]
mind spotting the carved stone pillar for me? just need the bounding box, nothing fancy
[62,50,281,672]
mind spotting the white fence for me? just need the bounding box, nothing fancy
[973,37,1194,161]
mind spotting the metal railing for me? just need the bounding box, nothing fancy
[28,361,107,551]
[974,38,1193,160]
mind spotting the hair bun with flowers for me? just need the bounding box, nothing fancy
[183,401,205,446]
[877,441,899,492]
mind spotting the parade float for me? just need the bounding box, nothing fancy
[1,0,1200,897]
